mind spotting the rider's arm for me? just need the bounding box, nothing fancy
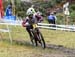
[35,15,43,23]
[22,18,29,27]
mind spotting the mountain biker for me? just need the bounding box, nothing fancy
[22,13,44,44]
[22,6,46,47]
[22,4,44,39]
[22,13,46,48]
[22,12,39,42]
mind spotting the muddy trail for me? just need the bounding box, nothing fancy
[47,44,75,56]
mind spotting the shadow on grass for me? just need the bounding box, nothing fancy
[0,38,34,48]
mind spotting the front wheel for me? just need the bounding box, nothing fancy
[30,30,38,46]
[38,31,46,49]
[30,36,36,46]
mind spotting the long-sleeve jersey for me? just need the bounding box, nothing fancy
[22,16,37,27]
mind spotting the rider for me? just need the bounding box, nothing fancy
[22,5,43,39]
[22,13,45,46]
[22,13,37,38]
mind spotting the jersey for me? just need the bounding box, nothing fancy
[22,16,37,27]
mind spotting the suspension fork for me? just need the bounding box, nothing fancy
[34,28,40,40]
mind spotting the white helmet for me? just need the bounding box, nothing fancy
[26,7,36,15]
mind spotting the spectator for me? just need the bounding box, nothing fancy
[47,12,57,27]
[47,12,57,24]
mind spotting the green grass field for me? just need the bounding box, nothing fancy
[0,25,75,57]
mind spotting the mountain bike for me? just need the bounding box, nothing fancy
[30,24,46,48]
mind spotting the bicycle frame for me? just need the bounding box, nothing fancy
[30,24,46,48]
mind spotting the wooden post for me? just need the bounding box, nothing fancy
[11,0,15,16]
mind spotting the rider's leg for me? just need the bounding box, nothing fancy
[26,27,32,38]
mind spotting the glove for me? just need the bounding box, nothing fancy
[22,21,30,27]
[22,21,26,27]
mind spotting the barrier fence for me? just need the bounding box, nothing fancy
[38,23,75,32]
[0,22,75,31]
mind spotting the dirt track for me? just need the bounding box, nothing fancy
[47,44,75,57]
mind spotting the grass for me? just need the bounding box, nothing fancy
[41,29,75,48]
[0,25,75,48]
[0,24,75,57]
